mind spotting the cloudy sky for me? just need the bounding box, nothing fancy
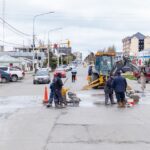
[0,0,150,56]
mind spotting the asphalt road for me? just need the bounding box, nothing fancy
[0,66,150,150]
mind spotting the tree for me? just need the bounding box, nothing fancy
[50,57,57,70]
[107,45,116,53]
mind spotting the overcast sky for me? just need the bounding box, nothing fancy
[0,0,150,56]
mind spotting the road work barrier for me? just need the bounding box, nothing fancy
[43,86,49,103]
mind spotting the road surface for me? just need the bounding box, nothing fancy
[0,65,150,150]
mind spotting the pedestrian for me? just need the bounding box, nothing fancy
[53,73,64,108]
[47,78,55,107]
[71,68,77,82]
[104,75,116,105]
[112,71,127,107]
[140,66,146,96]
[87,65,93,83]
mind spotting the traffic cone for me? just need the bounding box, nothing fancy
[43,86,49,103]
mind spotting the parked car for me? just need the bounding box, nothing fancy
[0,66,24,82]
[12,66,25,77]
[0,69,11,83]
[33,70,51,84]
[133,67,150,83]
[54,68,66,78]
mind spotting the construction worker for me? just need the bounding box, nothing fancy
[47,77,56,108]
[112,71,127,107]
[104,75,116,105]
[53,73,64,108]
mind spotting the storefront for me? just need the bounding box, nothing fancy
[137,49,150,66]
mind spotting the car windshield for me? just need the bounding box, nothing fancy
[36,71,49,76]
[56,68,64,71]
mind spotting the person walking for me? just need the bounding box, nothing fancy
[71,68,77,82]
[140,66,146,96]
[53,73,64,108]
[104,75,116,105]
[112,71,127,107]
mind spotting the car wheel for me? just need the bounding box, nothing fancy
[12,75,18,82]
[1,77,7,83]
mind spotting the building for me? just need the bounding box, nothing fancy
[137,49,150,66]
[57,47,72,55]
[144,36,150,50]
[122,32,150,56]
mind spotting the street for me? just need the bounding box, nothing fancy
[0,66,150,150]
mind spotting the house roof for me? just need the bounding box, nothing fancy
[122,32,145,41]
[131,32,145,40]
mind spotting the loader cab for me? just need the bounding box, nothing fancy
[95,53,115,75]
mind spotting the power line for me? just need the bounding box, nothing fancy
[0,39,27,47]
[0,17,31,37]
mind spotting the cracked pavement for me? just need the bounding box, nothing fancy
[0,66,150,150]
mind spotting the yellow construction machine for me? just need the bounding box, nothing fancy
[84,51,115,90]
[84,52,140,90]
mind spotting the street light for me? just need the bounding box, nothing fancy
[47,27,62,67]
[32,11,54,71]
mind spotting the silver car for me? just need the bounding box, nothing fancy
[33,70,51,84]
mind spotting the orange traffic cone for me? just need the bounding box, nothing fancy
[43,86,49,103]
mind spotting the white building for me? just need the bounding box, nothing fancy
[122,32,150,56]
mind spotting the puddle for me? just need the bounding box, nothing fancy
[77,90,105,108]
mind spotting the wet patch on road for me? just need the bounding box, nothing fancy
[0,96,43,119]
[76,90,105,108]
[76,90,150,108]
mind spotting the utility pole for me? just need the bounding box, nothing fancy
[32,11,54,71]
[2,0,5,51]
[47,27,62,68]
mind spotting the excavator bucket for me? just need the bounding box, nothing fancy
[82,78,101,90]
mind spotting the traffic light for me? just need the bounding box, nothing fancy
[67,40,70,48]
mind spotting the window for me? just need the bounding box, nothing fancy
[0,67,8,71]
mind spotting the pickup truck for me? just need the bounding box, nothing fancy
[0,66,24,82]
